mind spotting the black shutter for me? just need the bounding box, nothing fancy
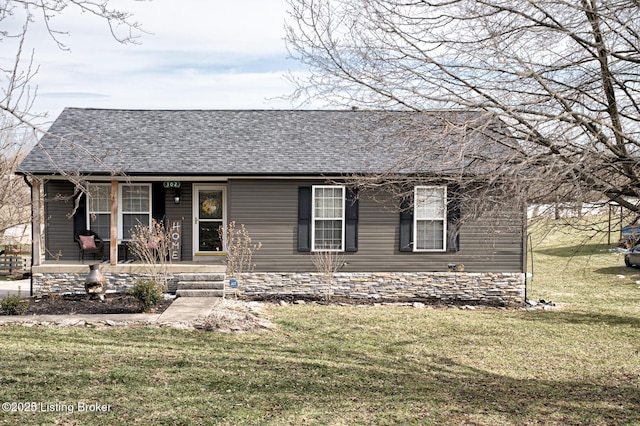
[297,186,312,252]
[152,182,166,224]
[399,194,413,252]
[344,188,359,252]
[73,192,87,236]
[447,190,461,252]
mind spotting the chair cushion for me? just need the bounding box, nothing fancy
[79,235,97,250]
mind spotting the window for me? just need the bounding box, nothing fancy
[119,184,151,240]
[86,183,152,241]
[414,186,447,251]
[87,184,111,240]
[312,185,345,251]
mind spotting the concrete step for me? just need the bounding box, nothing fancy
[176,281,224,290]
[176,273,226,282]
[176,289,225,298]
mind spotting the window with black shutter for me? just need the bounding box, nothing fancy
[298,185,358,252]
[399,186,460,253]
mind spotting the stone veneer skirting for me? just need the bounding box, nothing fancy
[31,272,179,295]
[239,272,525,306]
[31,270,525,306]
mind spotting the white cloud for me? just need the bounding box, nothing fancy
[5,0,312,120]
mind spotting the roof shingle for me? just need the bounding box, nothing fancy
[18,108,501,176]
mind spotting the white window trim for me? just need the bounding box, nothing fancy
[118,183,152,241]
[86,183,112,240]
[413,186,447,252]
[311,185,346,252]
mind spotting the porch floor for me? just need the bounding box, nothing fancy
[32,261,227,275]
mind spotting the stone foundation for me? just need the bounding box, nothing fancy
[239,272,525,306]
[31,272,178,295]
[31,270,525,306]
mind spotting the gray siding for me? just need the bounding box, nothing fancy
[43,181,78,260]
[164,184,193,261]
[228,179,525,273]
[228,180,304,271]
[43,178,525,272]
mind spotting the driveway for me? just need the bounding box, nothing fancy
[0,279,31,298]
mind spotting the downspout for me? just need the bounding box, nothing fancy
[522,198,529,302]
[22,174,34,297]
[529,234,534,298]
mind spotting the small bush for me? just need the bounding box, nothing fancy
[0,294,29,315]
[129,279,163,312]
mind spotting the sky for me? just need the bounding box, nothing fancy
[4,0,312,125]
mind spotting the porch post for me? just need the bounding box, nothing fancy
[110,180,118,265]
[31,178,42,267]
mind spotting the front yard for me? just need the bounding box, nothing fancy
[0,225,638,425]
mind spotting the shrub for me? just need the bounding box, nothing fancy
[0,293,29,315]
[129,279,163,312]
[218,221,262,296]
[127,219,172,292]
[311,249,345,301]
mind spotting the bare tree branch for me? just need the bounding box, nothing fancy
[286,0,640,232]
[1,0,145,223]
[1,0,144,133]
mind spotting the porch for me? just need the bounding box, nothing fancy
[33,260,227,275]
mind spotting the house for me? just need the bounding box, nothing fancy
[17,108,526,305]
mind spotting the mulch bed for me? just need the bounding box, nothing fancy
[24,293,173,315]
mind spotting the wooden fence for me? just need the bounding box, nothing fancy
[0,255,27,275]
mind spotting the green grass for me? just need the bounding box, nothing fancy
[0,225,639,425]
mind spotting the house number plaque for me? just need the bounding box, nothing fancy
[163,181,181,189]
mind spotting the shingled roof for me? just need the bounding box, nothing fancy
[18,108,504,176]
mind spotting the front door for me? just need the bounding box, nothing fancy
[193,185,226,254]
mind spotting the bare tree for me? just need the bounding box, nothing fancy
[286,0,640,232]
[0,0,145,243]
[310,249,344,301]
[219,221,262,296]
[0,116,32,239]
[127,219,173,292]
[2,1,143,189]
[2,1,142,127]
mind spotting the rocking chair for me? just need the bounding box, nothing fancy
[74,230,105,263]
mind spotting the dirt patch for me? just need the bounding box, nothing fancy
[23,293,173,315]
